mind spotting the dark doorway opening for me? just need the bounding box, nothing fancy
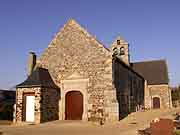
[153,97,160,109]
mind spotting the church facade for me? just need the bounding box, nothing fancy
[15,19,172,124]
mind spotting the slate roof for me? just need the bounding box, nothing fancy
[16,67,59,88]
[114,56,144,80]
[132,60,169,85]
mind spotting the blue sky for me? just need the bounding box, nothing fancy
[0,0,180,89]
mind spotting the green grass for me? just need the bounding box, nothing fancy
[174,130,180,135]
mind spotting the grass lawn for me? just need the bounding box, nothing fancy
[174,130,180,135]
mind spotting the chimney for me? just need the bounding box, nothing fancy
[28,52,36,76]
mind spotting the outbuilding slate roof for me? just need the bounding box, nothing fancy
[16,67,59,88]
[132,60,169,85]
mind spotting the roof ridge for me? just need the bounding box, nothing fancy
[50,19,110,53]
[132,59,169,85]
[132,59,166,64]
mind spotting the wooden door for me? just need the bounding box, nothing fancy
[153,97,160,109]
[65,91,83,120]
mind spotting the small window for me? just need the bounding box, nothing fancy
[117,40,120,45]
[120,47,125,55]
[113,47,118,55]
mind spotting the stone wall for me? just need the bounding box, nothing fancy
[40,87,60,122]
[113,57,144,119]
[130,69,144,112]
[147,84,172,109]
[144,81,151,109]
[16,87,41,124]
[37,19,119,122]
[16,87,60,123]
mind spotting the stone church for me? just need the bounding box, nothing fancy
[15,19,172,124]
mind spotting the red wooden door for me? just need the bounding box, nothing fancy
[153,97,160,109]
[65,91,83,120]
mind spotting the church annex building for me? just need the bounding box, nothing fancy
[15,19,172,124]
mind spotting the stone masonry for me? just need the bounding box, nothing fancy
[37,19,119,122]
[15,19,172,124]
[16,87,41,124]
[147,84,172,109]
[16,87,60,123]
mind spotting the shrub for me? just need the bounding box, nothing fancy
[0,104,13,120]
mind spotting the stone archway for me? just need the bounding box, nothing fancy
[153,97,160,109]
[65,91,83,120]
[60,77,89,121]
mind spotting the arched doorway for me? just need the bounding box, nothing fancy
[65,91,83,120]
[153,97,160,109]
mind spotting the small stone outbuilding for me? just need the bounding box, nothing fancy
[132,60,172,109]
[16,66,60,123]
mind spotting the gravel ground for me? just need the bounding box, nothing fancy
[0,107,179,135]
